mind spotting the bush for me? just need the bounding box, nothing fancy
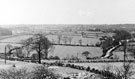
[31,66,59,79]
[86,66,91,71]
[56,62,64,66]
[70,55,80,60]
[0,65,60,79]
[101,62,135,79]
[95,42,101,47]
[31,53,38,60]
[49,56,60,60]
[0,67,32,79]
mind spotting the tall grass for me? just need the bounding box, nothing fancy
[102,62,135,79]
[0,67,32,79]
[0,65,59,79]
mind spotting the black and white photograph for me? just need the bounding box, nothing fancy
[0,0,135,79]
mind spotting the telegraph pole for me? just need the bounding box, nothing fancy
[123,43,127,67]
[123,42,127,79]
[5,46,6,64]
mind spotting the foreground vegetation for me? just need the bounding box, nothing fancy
[0,65,59,79]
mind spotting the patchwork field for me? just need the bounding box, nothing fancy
[0,33,133,59]
[0,32,135,78]
[0,34,101,59]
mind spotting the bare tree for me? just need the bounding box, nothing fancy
[78,39,82,45]
[22,34,53,64]
[15,48,25,58]
[20,41,33,57]
[62,36,68,44]
[68,37,73,44]
[57,35,62,44]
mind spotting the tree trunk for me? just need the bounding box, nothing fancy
[38,51,41,64]
[38,44,41,64]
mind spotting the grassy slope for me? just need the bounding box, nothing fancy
[49,46,102,59]
[0,35,32,52]
[0,33,132,60]
[0,34,101,57]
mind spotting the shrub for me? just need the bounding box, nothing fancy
[56,62,64,66]
[0,65,60,79]
[91,68,96,72]
[31,53,38,60]
[86,66,90,71]
[70,55,80,60]
[49,56,60,60]
[95,42,101,47]
[31,65,59,79]
[0,67,32,79]
[102,62,135,79]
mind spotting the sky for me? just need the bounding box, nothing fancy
[0,0,135,25]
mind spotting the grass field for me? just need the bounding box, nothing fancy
[0,35,33,53]
[49,66,90,77]
[0,59,40,71]
[47,34,100,45]
[49,46,102,59]
[0,33,133,59]
[0,34,101,59]
[0,33,135,78]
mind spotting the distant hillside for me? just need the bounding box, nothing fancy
[0,27,12,36]
[1,24,135,34]
[62,24,135,32]
[89,24,135,32]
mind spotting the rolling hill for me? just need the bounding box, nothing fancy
[0,33,132,60]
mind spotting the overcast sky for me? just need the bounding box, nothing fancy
[0,0,135,25]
